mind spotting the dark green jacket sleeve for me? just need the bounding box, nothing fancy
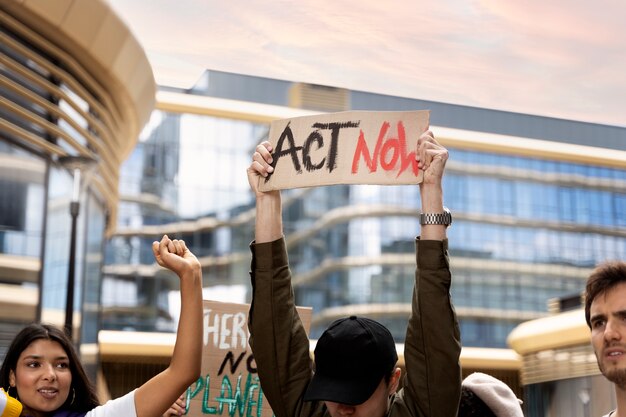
[395,238,461,417]
[248,238,326,417]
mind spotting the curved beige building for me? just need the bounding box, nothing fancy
[0,0,155,386]
[1,0,155,223]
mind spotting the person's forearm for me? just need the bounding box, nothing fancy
[169,268,203,387]
[135,267,203,417]
[255,193,283,243]
[420,183,446,241]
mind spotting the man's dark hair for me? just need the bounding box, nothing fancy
[458,386,497,417]
[584,261,626,328]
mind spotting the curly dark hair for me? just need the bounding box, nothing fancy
[458,386,497,417]
[585,260,626,328]
[0,323,100,413]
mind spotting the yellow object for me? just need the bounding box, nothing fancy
[0,388,22,417]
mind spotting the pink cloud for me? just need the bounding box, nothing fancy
[109,0,626,127]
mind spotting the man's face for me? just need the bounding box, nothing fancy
[590,282,626,387]
[324,373,397,417]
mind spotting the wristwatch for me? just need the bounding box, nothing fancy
[420,206,452,227]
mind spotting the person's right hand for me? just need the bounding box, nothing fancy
[247,141,279,199]
[162,394,186,416]
[152,235,200,277]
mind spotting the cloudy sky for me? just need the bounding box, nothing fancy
[109,0,626,127]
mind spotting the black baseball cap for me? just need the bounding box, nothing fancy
[303,316,398,405]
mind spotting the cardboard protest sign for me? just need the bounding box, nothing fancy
[184,300,312,417]
[258,110,429,191]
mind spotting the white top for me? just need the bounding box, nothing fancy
[85,390,136,417]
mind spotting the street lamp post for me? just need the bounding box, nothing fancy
[58,155,97,340]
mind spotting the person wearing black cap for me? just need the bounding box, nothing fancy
[246,129,461,417]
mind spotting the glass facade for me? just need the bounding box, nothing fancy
[0,142,45,259]
[103,112,267,330]
[103,94,626,349]
[0,1,150,368]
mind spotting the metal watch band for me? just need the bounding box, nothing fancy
[419,207,452,226]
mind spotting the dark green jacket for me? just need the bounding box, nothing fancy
[249,238,461,417]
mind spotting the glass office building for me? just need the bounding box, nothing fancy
[103,70,626,351]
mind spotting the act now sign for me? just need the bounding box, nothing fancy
[258,110,429,191]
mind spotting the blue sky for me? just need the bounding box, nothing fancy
[109,0,626,127]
